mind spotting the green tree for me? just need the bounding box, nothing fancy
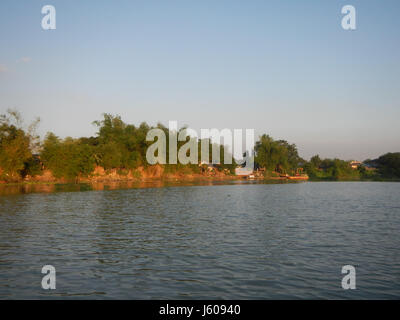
[0,109,40,181]
[375,153,400,178]
[41,133,95,180]
[93,114,151,169]
[310,155,322,168]
[254,134,300,173]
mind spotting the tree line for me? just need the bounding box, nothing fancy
[0,109,399,182]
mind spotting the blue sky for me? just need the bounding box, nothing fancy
[0,0,399,160]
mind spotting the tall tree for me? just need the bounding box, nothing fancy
[0,109,40,180]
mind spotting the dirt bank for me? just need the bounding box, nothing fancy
[0,165,243,185]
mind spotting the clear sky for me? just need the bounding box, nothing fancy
[1,0,399,160]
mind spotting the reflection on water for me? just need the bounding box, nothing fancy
[0,181,399,299]
[0,179,291,196]
[0,181,175,196]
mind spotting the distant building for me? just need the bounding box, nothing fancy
[363,161,378,171]
[363,160,378,169]
[350,161,362,169]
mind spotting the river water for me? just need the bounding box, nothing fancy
[0,181,399,299]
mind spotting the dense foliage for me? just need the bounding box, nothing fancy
[366,153,400,179]
[0,110,40,181]
[1,110,399,182]
[0,113,236,181]
[41,133,96,179]
[254,134,304,174]
[304,156,361,180]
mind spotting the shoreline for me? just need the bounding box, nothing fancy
[1,176,399,196]
[1,176,399,187]
[1,164,399,190]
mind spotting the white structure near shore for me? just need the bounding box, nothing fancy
[235,167,254,176]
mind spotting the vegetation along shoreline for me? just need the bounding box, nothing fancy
[1,109,399,186]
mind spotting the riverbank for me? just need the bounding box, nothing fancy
[0,165,245,185]
[1,170,398,187]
